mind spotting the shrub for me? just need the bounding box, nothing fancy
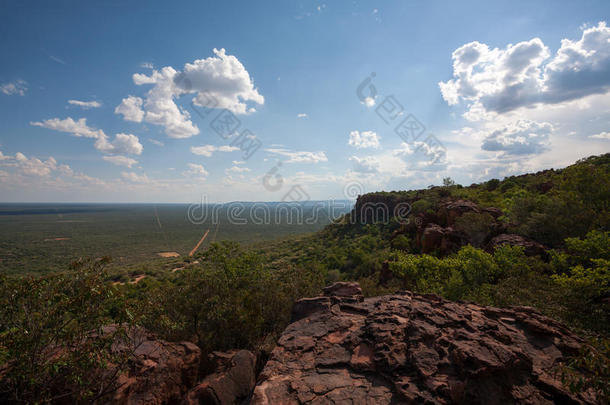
[0,258,133,404]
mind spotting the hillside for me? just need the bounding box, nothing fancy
[0,154,608,403]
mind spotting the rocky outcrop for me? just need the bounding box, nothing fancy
[439,199,481,226]
[182,350,256,405]
[252,283,596,404]
[107,326,201,405]
[487,233,548,258]
[419,224,468,255]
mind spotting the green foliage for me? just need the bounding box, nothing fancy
[558,338,610,403]
[138,241,325,355]
[390,234,411,251]
[0,259,133,404]
[551,231,610,332]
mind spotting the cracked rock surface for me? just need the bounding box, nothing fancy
[252,283,596,404]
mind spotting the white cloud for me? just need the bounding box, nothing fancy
[392,142,414,157]
[68,99,102,109]
[225,165,251,173]
[131,67,199,138]
[14,152,57,176]
[264,148,328,163]
[114,96,144,122]
[183,163,208,178]
[440,22,610,116]
[232,160,245,165]
[124,49,264,138]
[348,130,380,149]
[481,120,553,156]
[148,138,164,146]
[95,133,143,155]
[297,113,308,118]
[590,131,610,139]
[121,171,149,183]
[190,144,240,157]
[140,62,154,69]
[31,117,142,155]
[103,155,138,168]
[391,141,448,171]
[349,156,380,173]
[31,117,103,138]
[362,97,376,107]
[0,80,27,96]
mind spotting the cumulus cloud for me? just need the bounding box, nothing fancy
[14,152,57,176]
[225,165,251,173]
[68,99,102,109]
[190,145,239,157]
[392,142,414,158]
[481,120,553,156]
[349,156,380,173]
[114,96,144,122]
[31,117,103,138]
[121,171,149,183]
[264,148,328,163]
[183,163,208,178]
[102,155,138,168]
[31,117,142,155]
[122,48,264,138]
[348,130,380,149]
[95,133,143,155]
[0,80,27,96]
[439,22,610,116]
[297,113,308,118]
[392,141,448,170]
[589,131,610,139]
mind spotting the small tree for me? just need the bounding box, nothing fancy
[0,258,134,404]
[443,177,456,187]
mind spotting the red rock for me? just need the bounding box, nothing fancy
[290,296,331,322]
[440,199,481,226]
[323,281,362,298]
[182,350,256,405]
[252,284,597,404]
[487,233,548,258]
[107,326,201,405]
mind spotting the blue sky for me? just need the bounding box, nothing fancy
[0,0,609,202]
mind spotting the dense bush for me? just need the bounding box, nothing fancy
[551,231,610,332]
[0,258,133,404]
[137,241,325,356]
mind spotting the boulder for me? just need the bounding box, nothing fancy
[252,284,596,404]
[182,350,256,405]
[440,199,481,226]
[487,233,548,258]
[419,224,468,255]
[323,281,364,303]
[108,326,201,405]
[421,223,445,253]
[291,296,331,323]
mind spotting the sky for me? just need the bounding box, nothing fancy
[0,0,609,203]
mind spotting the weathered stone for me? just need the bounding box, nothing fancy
[182,350,256,405]
[108,326,201,405]
[487,233,548,258]
[252,284,597,404]
[290,296,331,323]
